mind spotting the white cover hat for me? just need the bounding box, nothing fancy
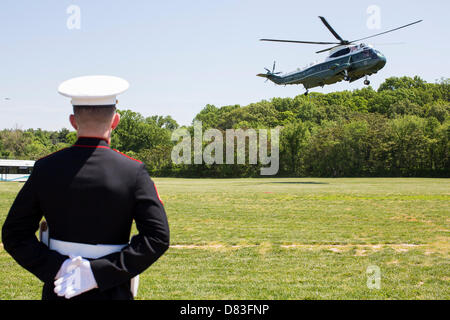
[58,75,129,106]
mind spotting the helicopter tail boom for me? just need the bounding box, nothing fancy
[257,73,283,84]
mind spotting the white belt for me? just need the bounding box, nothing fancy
[48,237,139,297]
[49,238,127,259]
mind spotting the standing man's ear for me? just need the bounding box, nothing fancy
[111,113,121,130]
[69,114,78,130]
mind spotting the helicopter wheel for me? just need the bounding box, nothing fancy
[304,90,309,96]
[364,79,370,85]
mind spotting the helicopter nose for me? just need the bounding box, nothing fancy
[377,55,386,69]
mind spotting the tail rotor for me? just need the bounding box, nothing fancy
[258,61,282,82]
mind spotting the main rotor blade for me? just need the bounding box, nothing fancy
[315,44,343,54]
[260,39,340,45]
[318,16,346,43]
[350,20,422,43]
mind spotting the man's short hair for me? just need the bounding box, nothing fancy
[73,105,116,126]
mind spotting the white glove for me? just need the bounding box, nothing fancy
[54,256,98,299]
[55,255,78,279]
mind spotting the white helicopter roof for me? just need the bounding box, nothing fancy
[325,43,373,61]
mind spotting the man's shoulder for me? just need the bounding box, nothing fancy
[110,149,143,165]
[108,149,144,175]
[36,147,72,165]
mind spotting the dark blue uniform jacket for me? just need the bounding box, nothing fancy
[2,137,170,300]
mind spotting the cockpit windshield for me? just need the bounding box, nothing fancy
[329,47,350,58]
[372,49,384,57]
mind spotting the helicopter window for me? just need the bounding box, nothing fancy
[374,49,384,57]
[362,50,371,58]
[370,50,378,58]
[330,47,350,58]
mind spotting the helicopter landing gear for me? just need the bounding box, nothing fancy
[364,76,370,86]
[343,70,350,81]
[304,89,309,96]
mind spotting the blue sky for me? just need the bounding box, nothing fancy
[0,0,448,130]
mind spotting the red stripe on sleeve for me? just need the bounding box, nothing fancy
[154,184,164,206]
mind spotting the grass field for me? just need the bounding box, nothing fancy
[0,178,449,300]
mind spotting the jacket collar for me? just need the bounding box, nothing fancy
[73,136,110,148]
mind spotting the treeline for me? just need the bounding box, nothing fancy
[0,76,448,177]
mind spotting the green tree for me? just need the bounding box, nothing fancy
[279,120,310,175]
[378,76,426,92]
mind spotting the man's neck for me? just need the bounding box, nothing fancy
[77,131,111,144]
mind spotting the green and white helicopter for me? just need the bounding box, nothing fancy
[257,16,422,95]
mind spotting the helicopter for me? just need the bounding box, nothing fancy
[257,16,422,95]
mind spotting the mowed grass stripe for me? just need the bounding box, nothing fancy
[159,178,449,246]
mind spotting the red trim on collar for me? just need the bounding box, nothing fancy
[72,145,111,149]
[78,136,110,144]
[113,149,143,163]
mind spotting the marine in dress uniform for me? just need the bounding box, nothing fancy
[1,76,170,300]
